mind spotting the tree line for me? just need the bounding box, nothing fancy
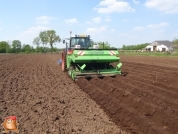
[121,38,178,50]
[121,43,149,50]
[0,30,61,54]
[0,40,59,54]
[1,29,178,53]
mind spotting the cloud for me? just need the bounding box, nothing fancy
[16,26,50,44]
[85,21,92,24]
[94,0,135,13]
[133,22,169,32]
[92,17,101,23]
[118,33,129,36]
[36,16,56,24]
[151,29,164,35]
[86,17,102,24]
[146,22,169,29]
[132,0,139,4]
[23,26,49,35]
[134,26,144,31]
[145,0,178,14]
[110,29,115,32]
[105,16,111,21]
[86,26,106,34]
[64,18,78,24]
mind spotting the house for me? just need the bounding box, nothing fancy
[145,40,175,52]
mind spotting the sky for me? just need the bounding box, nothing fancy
[0,0,178,48]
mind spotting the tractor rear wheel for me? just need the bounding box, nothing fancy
[62,50,67,72]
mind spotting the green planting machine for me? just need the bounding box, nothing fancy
[61,34,122,80]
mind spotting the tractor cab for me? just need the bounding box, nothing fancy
[63,35,98,50]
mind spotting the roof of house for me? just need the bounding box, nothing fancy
[149,40,175,47]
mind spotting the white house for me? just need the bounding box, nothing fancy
[145,40,175,52]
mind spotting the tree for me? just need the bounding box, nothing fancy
[0,41,9,53]
[173,38,178,51]
[33,37,41,53]
[12,40,21,53]
[39,31,48,52]
[23,44,32,53]
[46,30,61,53]
[122,43,149,50]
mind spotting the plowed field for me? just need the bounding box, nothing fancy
[0,54,125,134]
[76,56,178,134]
[0,54,178,134]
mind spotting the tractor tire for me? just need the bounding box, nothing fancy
[62,50,67,72]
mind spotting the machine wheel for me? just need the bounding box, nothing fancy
[62,50,67,72]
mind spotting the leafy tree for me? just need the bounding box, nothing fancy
[0,41,9,53]
[122,43,149,50]
[23,44,32,53]
[39,31,48,52]
[6,40,12,53]
[33,37,41,53]
[46,30,61,53]
[173,38,178,51]
[12,40,21,53]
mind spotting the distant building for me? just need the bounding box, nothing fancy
[145,40,175,52]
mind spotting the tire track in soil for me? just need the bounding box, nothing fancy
[0,54,126,134]
[124,72,178,94]
[122,61,178,76]
[123,68,178,90]
[76,59,178,134]
[76,78,171,134]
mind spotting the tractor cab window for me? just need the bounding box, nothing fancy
[71,37,90,48]
[71,38,78,47]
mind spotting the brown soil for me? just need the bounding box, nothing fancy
[1,54,178,134]
[76,55,178,134]
[0,54,126,134]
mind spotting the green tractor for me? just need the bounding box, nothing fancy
[61,34,122,80]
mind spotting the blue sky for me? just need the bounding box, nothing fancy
[0,0,178,48]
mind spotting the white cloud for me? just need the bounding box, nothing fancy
[134,26,144,31]
[146,22,169,29]
[94,0,135,13]
[15,26,50,45]
[86,17,102,24]
[86,21,92,24]
[23,26,49,35]
[152,29,164,34]
[64,18,78,24]
[132,0,139,4]
[105,16,111,21]
[110,29,115,32]
[132,22,169,32]
[36,16,56,24]
[86,26,106,34]
[118,33,129,36]
[145,0,178,14]
[92,17,101,23]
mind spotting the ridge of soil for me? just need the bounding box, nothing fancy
[0,54,125,134]
[76,55,178,134]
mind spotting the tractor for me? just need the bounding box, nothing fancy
[61,34,122,80]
